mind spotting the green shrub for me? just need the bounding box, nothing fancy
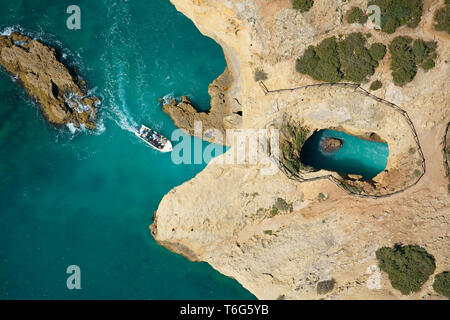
[422,58,436,71]
[389,36,437,86]
[268,198,294,217]
[376,244,436,295]
[434,1,450,34]
[346,7,368,24]
[273,197,293,212]
[317,279,335,295]
[296,128,309,149]
[254,68,268,82]
[368,0,424,34]
[369,43,387,61]
[318,193,328,202]
[279,122,314,174]
[296,46,319,76]
[337,33,380,82]
[296,33,382,83]
[314,37,342,82]
[433,271,450,298]
[370,80,383,90]
[296,39,341,82]
[269,206,279,217]
[412,39,437,65]
[389,36,417,86]
[292,0,314,12]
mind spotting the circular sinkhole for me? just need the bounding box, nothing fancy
[299,129,389,180]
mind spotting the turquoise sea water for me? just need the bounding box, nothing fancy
[300,129,389,180]
[0,0,254,299]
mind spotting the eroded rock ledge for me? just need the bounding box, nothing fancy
[0,32,99,129]
[161,68,242,145]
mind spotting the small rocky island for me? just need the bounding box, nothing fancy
[321,137,343,153]
[0,32,99,129]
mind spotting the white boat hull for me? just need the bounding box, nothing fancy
[135,125,172,153]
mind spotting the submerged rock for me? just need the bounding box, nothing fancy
[0,32,99,129]
[321,137,343,152]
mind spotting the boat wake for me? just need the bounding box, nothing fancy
[99,0,140,135]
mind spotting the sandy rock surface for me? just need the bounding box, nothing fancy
[0,32,99,129]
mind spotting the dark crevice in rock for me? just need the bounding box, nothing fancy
[50,80,59,98]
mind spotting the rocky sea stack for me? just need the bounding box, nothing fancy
[0,32,99,129]
[321,137,343,153]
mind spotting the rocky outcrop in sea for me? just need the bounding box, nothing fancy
[0,32,99,129]
[321,137,343,153]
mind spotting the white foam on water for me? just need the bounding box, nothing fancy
[98,1,140,135]
[1,26,16,36]
[94,120,106,136]
[161,93,175,105]
[66,123,78,134]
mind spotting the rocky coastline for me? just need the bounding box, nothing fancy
[161,68,242,145]
[0,32,99,129]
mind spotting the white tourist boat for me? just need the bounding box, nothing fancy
[135,125,173,153]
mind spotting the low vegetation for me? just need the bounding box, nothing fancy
[412,39,437,65]
[433,271,450,298]
[270,198,293,217]
[296,38,341,82]
[421,58,436,71]
[296,33,385,83]
[338,33,382,83]
[369,43,387,61]
[318,193,328,202]
[254,68,268,82]
[368,0,424,34]
[292,0,314,12]
[370,80,383,91]
[317,279,335,295]
[376,244,436,295]
[279,122,314,174]
[295,128,309,149]
[389,36,437,86]
[259,197,294,218]
[434,0,450,34]
[346,7,367,24]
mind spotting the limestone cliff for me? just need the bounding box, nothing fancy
[152,0,449,299]
[161,68,241,144]
[0,32,99,129]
